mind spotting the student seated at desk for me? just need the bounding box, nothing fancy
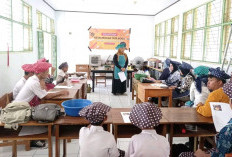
[79,102,123,157]
[14,62,69,106]
[126,102,170,157]
[155,60,181,86]
[37,58,56,90]
[13,64,34,99]
[172,62,194,101]
[179,82,232,157]
[158,58,171,80]
[186,66,210,107]
[196,67,231,117]
[56,62,69,84]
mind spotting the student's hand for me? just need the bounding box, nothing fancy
[170,86,177,89]
[64,74,69,79]
[40,80,46,90]
[51,67,56,75]
[121,68,125,72]
[155,80,161,83]
[197,102,204,107]
[194,149,210,157]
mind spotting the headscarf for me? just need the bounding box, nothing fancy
[21,64,34,73]
[79,102,111,125]
[129,102,162,129]
[170,60,181,74]
[223,81,232,98]
[208,67,231,82]
[33,62,52,73]
[58,62,68,70]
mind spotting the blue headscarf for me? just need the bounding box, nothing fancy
[115,42,127,50]
[208,67,230,82]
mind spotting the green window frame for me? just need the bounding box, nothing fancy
[0,0,32,53]
[181,0,232,64]
[155,15,179,58]
[37,10,57,76]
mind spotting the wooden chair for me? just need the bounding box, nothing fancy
[226,154,232,157]
[0,93,30,153]
[96,73,106,87]
[76,64,90,79]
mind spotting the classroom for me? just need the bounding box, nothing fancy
[0,0,232,156]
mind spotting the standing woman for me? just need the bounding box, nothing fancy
[112,42,128,95]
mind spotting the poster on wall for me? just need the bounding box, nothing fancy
[88,27,130,51]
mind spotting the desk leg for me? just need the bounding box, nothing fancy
[63,139,67,157]
[92,72,95,92]
[107,124,111,132]
[127,73,129,88]
[12,140,17,157]
[169,124,174,148]
[114,125,118,141]
[130,73,132,92]
[158,97,162,107]
[169,95,172,107]
[48,125,52,157]
[55,125,60,157]
[132,87,134,100]
[162,124,167,137]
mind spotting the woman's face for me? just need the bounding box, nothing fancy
[119,47,125,52]
[63,66,68,72]
[169,64,174,72]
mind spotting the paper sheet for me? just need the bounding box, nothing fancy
[118,72,126,82]
[54,85,73,89]
[151,83,168,88]
[121,112,131,123]
[19,126,48,136]
[210,102,232,132]
[47,91,59,94]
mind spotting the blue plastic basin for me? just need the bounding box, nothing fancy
[61,99,92,117]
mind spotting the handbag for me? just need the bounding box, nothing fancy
[31,103,61,122]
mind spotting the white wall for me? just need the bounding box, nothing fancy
[56,12,155,72]
[0,0,55,97]
[153,0,230,70]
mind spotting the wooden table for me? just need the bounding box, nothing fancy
[138,82,173,107]
[0,121,53,157]
[41,79,88,106]
[91,68,134,92]
[110,108,169,140]
[162,108,216,150]
[54,114,112,157]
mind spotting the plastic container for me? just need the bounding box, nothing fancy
[134,73,147,80]
[61,99,92,117]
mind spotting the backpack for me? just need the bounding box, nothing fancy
[31,103,61,123]
[0,102,31,130]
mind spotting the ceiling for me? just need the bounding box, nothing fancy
[43,0,180,16]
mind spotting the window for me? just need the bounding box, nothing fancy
[0,0,32,52]
[155,16,179,58]
[37,10,57,76]
[181,0,226,63]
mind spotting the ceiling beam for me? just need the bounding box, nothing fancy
[43,0,180,17]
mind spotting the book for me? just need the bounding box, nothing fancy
[210,102,232,132]
[121,112,131,123]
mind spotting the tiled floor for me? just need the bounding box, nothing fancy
[0,79,187,157]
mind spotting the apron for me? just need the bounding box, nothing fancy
[114,55,127,79]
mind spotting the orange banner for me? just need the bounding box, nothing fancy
[89,28,130,50]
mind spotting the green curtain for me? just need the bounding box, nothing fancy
[51,35,57,77]
[37,31,44,59]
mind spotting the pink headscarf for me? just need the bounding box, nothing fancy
[21,64,34,73]
[33,62,52,73]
